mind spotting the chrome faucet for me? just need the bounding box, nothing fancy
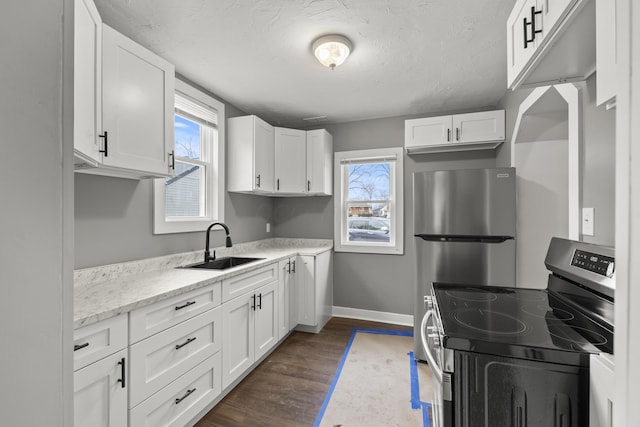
[204,222,232,263]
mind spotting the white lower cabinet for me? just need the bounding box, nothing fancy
[590,353,615,427]
[129,306,222,408]
[73,315,128,427]
[222,280,278,389]
[129,352,222,427]
[277,257,297,340]
[296,251,333,333]
[74,348,128,427]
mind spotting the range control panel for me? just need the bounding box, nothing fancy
[571,250,615,277]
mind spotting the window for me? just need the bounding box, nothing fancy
[334,147,404,254]
[153,79,225,234]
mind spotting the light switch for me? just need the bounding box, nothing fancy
[582,208,594,236]
[266,222,271,233]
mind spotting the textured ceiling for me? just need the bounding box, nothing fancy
[94,0,516,128]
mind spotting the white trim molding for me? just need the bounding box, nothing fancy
[332,306,413,327]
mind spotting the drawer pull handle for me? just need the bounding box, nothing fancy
[175,388,196,405]
[175,337,197,350]
[251,294,256,311]
[74,342,89,351]
[175,301,196,311]
[257,293,262,309]
[117,358,126,388]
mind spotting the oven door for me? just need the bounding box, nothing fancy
[421,305,453,427]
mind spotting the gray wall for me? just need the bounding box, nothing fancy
[274,115,496,315]
[75,98,275,268]
[1,0,74,424]
[497,74,616,247]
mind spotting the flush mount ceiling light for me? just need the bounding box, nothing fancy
[312,35,352,70]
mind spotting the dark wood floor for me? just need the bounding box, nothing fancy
[195,317,413,427]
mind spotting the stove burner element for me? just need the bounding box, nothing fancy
[522,305,575,321]
[450,308,528,335]
[548,325,608,346]
[444,289,498,302]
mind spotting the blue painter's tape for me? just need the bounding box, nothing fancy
[352,327,413,337]
[313,330,358,427]
[421,402,432,427]
[408,351,422,409]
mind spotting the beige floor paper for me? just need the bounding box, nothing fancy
[318,331,433,427]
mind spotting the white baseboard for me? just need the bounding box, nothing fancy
[332,306,413,327]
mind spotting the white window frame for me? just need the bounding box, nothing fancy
[153,78,225,234]
[334,147,404,255]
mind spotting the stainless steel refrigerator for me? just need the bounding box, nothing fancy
[413,167,516,360]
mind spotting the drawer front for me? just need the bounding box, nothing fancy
[129,306,222,408]
[222,263,278,302]
[129,352,222,427]
[73,314,128,371]
[130,282,222,343]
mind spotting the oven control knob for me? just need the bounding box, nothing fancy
[607,262,615,277]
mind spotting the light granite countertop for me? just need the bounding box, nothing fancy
[74,238,333,329]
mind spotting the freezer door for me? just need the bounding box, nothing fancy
[413,239,516,361]
[413,168,516,237]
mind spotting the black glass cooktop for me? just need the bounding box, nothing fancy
[432,283,613,365]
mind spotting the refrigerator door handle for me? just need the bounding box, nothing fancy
[415,234,514,243]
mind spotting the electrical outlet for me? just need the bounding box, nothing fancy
[582,208,594,236]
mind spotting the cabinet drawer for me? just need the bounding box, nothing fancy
[129,306,222,408]
[222,263,277,302]
[130,352,222,427]
[73,314,128,371]
[130,282,221,343]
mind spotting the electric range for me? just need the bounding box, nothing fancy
[420,237,615,427]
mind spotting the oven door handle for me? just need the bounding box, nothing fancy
[421,308,444,384]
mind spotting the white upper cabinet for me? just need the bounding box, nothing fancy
[596,0,617,107]
[306,129,333,195]
[100,25,175,177]
[506,0,596,90]
[228,115,275,194]
[74,6,176,179]
[73,0,102,166]
[405,110,505,154]
[275,127,307,194]
[229,115,333,196]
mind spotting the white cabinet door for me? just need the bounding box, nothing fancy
[540,0,577,40]
[506,0,540,87]
[254,281,278,360]
[297,255,316,326]
[306,129,333,195]
[404,115,453,148]
[596,0,617,106]
[74,0,102,166]
[222,292,255,389]
[277,258,291,340]
[590,354,615,427]
[275,127,307,193]
[227,115,274,193]
[102,24,174,177]
[254,117,275,192]
[74,349,127,427]
[452,110,506,144]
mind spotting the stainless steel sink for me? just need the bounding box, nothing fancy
[181,257,264,270]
